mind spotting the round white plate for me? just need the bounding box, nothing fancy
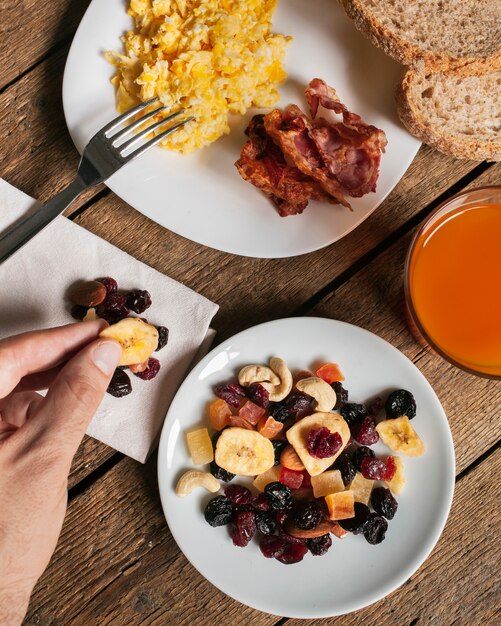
[157,317,455,618]
[63,0,420,258]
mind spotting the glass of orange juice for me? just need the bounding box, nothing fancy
[405,186,501,379]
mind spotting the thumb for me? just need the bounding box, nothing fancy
[29,339,122,457]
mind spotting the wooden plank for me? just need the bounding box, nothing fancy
[68,436,116,490]
[24,453,278,626]
[286,446,501,626]
[0,0,90,90]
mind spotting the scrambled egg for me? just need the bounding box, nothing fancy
[108,0,290,153]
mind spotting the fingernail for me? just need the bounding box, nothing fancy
[92,341,122,375]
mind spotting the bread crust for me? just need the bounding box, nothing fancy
[338,0,501,76]
[395,69,501,161]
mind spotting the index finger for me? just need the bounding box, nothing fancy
[0,321,107,399]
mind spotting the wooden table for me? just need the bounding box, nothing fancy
[1,1,500,624]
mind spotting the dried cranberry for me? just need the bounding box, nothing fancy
[100,307,130,324]
[331,381,349,409]
[307,533,332,556]
[97,277,118,295]
[230,510,256,547]
[353,446,376,472]
[210,461,234,483]
[265,482,292,510]
[293,501,323,530]
[363,513,388,544]
[155,326,169,351]
[275,543,308,564]
[256,511,277,535]
[214,382,246,408]
[339,502,370,533]
[384,456,397,481]
[279,529,306,545]
[126,289,152,314]
[385,389,417,419]
[340,403,368,426]
[360,456,396,481]
[70,304,88,320]
[371,487,398,520]
[132,357,160,381]
[107,369,132,398]
[333,451,356,486]
[368,396,385,415]
[204,496,233,527]
[259,535,286,559]
[96,293,129,323]
[275,510,289,526]
[352,416,379,446]
[252,493,270,511]
[245,383,269,408]
[307,427,342,459]
[286,391,313,420]
[224,484,252,505]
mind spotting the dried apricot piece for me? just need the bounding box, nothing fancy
[209,399,232,430]
[316,363,345,384]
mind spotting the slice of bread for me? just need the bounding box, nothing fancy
[396,68,501,161]
[338,0,501,74]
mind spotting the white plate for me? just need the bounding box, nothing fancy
[157,317,455,618]
[62,0,420,258]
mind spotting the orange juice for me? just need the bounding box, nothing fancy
[408,200,501,377]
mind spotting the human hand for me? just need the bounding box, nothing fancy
[0,322,122,625]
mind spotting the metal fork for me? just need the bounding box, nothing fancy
[0,97,192,264]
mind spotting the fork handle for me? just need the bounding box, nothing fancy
[0,177,87,265]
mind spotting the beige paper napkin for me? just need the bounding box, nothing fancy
[0,179,218,462]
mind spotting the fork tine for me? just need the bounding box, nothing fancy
[101,96,160,137]
[117,109,185,153]
[111,104,167,145]
[122,117,194,161]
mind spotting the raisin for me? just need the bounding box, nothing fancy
[256,511,277,535]
[353,446,375,472]
[368,396,384,415]
[307,533,332,556]
[293,500,323,530]
[107,369,132,398]
[339,502,370,533]
[385,389,417,419]
[245,383,269,408]
[363,513,388,544]
[331,381,349,409]
[70,304,88,320]
[97,277,118,294]
[214,382,246,408]
[307,427,342,459]
[265,482,292,510]
[230,510,256,547]
[209,461,234,483]
[272,440,287,466]
[268,402,290,423]
[340,403,368,426]
[371,487,398,520]
[360,457,396,481]
[224,484,252,505]
[132,357,160,380]
[96,293,129,323]
[333,451,356,486]
[204,496,233,527]
[275,543,308,564]
[252,493,270,512]
[286,391,313,420]
[352,416,379,446]
[155,326,169,351]
[126,289,152,314]
[259,535,286,559]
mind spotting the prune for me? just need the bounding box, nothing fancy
[70,304,88,320]
[353,446,375,472]
[214,382,246,408]
[360,456,396,481]
[275,543,308,564]
[339,502,370,533]
[265,482,292,510]
[286,391,313,420]
[230,510,256,547]
[307,427,342,459]
[333,451,356,486]
[97,276,118,294]
[368,396,384,415]
[352,416,379,446]
[385,389,416,419]
[268,402,290,423]
[224,484,252,505]
[107,369,132,398]
[293,500,323,530]
[204,496,233,527]
[331,381,349,409]
[155,326,169,351]
[209,461,234,482]
[245,383,269,408]
[272,440,288,466]
[256,511,277,535]
[252,493,270,512]
[126,289,152,314]
[340,403,368,426]
[371,487,398,520]
[307,533,332,556]
[132,357,160,380]
[259,535,286,559]
[363,513,388,544]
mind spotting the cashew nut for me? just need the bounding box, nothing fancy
[296,377,337,412]
[238,365,280,392]
[268,356,293,401]
[175,470,220,497]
